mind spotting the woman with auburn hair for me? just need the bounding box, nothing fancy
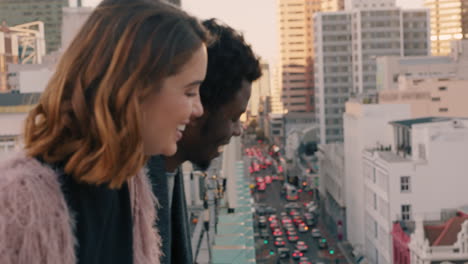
[0,1,210,263]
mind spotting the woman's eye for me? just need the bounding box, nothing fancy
[185,92,198,97]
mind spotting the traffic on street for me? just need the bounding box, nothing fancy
[245,145,346,263]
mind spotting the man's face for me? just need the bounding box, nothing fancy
[177,80,252,170]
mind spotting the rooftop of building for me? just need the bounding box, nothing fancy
[424,215,468,246]
[389,117,461,129]
[398,56,453,66]
[373,150,409,163]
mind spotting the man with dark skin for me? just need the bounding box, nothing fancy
[147,19,262,264]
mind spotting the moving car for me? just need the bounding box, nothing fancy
[311,228,322,239]
[298,223,309,233]
[274,237,286,247]
[318,238,328,249]
[291,250,304,260]
[295,241,308,252]
[277,247,290,259]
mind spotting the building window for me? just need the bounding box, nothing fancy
[439,108,448,112]
[373,193,377,210]
[439,86,447,91]
[374,221,378,238]
[418,144,426,160]
[401,176,410,192]
[431,97,441,102]
[402,204,411,220]
[373,168,376,183]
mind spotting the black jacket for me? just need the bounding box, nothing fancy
[147,156,193,264]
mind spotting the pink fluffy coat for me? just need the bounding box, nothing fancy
[0,151,162,264]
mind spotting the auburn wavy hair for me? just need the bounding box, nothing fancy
[24,1,211,188]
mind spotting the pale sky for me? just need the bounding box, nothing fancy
[83,0,426,65]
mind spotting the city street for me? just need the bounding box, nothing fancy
[250,159,346,264]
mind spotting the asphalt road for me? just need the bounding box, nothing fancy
[252,167,347,264]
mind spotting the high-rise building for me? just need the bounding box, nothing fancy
[278,0,323,113]
[321,0,345,11]
[314,1,430,143]
[164,0,181,6]
[425,0,468,55]
[248,62,271,117]
[0,0,69,54]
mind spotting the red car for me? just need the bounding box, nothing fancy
[281,218,292,225]
[296,241,308,252]
[291,249,304,260]
[270,222,280,231]
[257,182,266,191]
[272,228,283,237]
[274,237,286,247]
[288,235,299,242]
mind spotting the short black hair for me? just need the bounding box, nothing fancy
[200,19,262,111]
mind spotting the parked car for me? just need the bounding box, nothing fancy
[264,175,272,184]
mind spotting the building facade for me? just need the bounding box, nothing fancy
[379,77,468,118]
[425,0,468,56]
[410,214,468,264]
[343,98,411,258]
[248,62,271,117]
[314,1,429,143]
[278,0,324,113]
[362,117,468,264]
[316,142,347,241]
[376,40,468,92]
[0,0,69,53]
[392,222,411,264]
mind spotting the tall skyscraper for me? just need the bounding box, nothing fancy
[165,0,181,6]
[425,0,468,55]
[248,62,271,117]
[0,0,69,53]
[314,0,429,143]
[321,0,345,11]
[278,0,322,113]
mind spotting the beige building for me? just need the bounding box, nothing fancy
[425,0,468,55]
[321,0,345,11]
[379,76,468,118]
[278,0,322,113]
[248,62,271,117]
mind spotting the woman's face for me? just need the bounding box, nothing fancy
[141,44,207,156]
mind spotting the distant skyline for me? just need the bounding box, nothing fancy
[84,0,426,65]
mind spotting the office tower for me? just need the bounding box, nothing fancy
[425,0,468,55]
[278,0,322,113]
[314,0,429,143]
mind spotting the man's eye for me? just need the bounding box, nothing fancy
[185,92,198,97]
